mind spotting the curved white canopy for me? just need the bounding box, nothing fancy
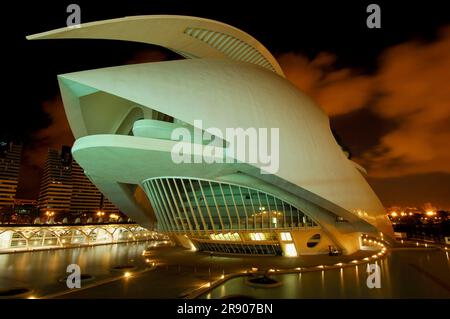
[26,15,393,246]
[56,58,393,238]
[27,15,284,76]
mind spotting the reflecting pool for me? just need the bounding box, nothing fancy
[202,249,450,298]
[0,241,151,296]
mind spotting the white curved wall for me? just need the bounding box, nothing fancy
[58,58,392,238]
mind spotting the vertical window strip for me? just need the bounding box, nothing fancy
[238,186,249,230]
[142,182,164,232]
[219,183,233,230]
[187,179,208,231]
[197,180,217,233]
[265,193,273,231]
[246,188,257,230]
[228,185,241,231]
[281,201,287,228]
[146,180,167,232]
[160,179,186,233]
[208,181,225,231]
[180,179,201,232]
[148,181,171,232]
[256,191,265,230]
[289,204,294,228]
[273,197,281,229]
[166,179,193,234]
[171,178,195,235]
[153,179,179,232]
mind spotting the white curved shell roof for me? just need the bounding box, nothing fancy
[27,15,284,76]
[57,59,391,236]
[27,15,393,240]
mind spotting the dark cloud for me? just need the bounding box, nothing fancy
[16,96,74,199]
[330,108,398,158]
[278,25,450,180]
[363,26,450,177]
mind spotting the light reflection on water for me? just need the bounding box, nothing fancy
[203,250,450,299]
[0,241,151,294]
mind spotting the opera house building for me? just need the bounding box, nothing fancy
[28,15,393,257]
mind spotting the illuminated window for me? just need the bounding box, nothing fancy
[209,232,241,241]
[249,233,266,241]
[284,243,297,257]
[280,232,292,241]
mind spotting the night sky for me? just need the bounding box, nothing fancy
[2,0,449,209]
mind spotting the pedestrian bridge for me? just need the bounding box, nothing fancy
[0,223,168,253]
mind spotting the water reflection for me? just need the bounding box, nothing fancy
[0,241,151,295]
[339,268,344,296]
[203,250,450,299]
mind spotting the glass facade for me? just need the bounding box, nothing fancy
[142,177,317,233]
[193,240,282,255]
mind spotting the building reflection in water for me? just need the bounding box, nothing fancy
[201,250,450,299]
[0,241,152,294]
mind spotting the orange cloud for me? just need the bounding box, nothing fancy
[278,52,375,116]
[278,26,450,178]
[365,26,450,177]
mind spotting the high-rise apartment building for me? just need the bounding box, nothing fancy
[38,146,119,214]
[38,146,73,213]
[0,141,22,209]
[70,160,118,214]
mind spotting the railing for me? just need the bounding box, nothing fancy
[0,223,168,253]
